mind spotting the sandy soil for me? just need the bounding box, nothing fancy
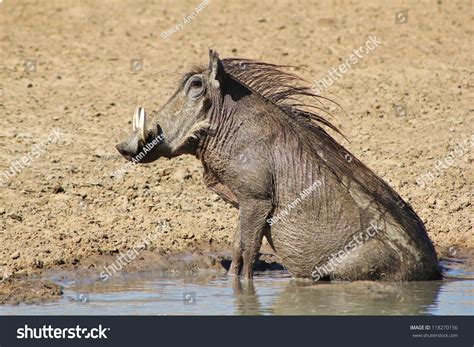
[0,0,472,301]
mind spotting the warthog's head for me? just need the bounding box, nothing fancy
[115,50,225,163]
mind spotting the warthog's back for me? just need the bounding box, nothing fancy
[268,119,440,281]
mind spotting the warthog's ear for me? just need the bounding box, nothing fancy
[208,49,225,89]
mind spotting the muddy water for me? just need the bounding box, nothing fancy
[1,257,473,315]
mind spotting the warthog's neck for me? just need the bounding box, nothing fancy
[196,109,240,169]
[196,88,251,159]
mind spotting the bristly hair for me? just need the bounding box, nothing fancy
[221,58,345,139]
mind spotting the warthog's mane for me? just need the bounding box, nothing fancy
[219,58,360,183]
[220,58,344,138]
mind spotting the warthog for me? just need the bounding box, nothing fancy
[116,50,441,281]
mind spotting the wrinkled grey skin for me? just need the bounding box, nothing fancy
[116,50,441,281]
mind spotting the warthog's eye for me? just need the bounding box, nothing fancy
[190,78,202,89]
[187,75,205,100]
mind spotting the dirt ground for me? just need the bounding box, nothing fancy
[0,0,472,300]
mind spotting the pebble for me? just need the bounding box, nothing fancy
[427,196,437,207]
[182,232,195,240]
[458,196,471,208]
[52,185,64,194]
[8,213,23,222]
[17,132,33,138]
[11,251,20,260]
[450,201,462,212]
[160,168,173,177]
[173,168,192,181]
[33,259,44,268]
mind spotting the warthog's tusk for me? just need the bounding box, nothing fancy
[132,107,147,142]
[138,107,147,142]
[132,107,140,131]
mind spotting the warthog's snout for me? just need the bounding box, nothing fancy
[115,107,167,163]
[115,140,137,161]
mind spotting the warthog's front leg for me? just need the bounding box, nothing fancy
[227,223,242,276]
[239,199,273,279]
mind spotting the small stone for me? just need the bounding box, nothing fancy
[173,168,192,181]
[17,132,33,138]
[33,259,44,268]
[8,213,23,222]
[207,256,216,266]
[11,251,20,260]
[160,168,173,177]
[54,258,65,265]
[67,165,79,173]
[427,196,436,207]
[450,201,462,212]
[52,185,64,194]
[436,199,447,209]
[458,196,471,208]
